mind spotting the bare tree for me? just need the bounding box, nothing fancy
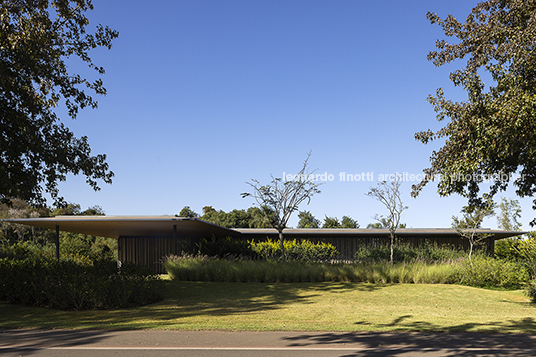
[242,153,322,261]
[366,178,408,264]
[452,203,495,263]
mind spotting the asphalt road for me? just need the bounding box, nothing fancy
[1,329,536,357]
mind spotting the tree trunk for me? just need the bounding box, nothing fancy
[279,230,286,262]
[390,232,394,264]
[469,241,474,265]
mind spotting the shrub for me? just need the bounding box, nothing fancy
[495,238,524,261]
[454,256,529,289]
[251,238,339,262]
[196,236,257,258]
[0,258,163,310]
[354,240,468,263]
[60,233,117,263]
[524,280,536,302]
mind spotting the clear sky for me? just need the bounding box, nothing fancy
[53,0,534,229]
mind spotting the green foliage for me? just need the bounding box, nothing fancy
[524,280,536,303]
[0,259,163,310]
[200,206,272,228]
[521,235,536,302]
[494,238,524,261]
[414,2,536,222]
[454,256,528,290]
[1,200,116,262]
[296,210,320,228]
[354,240,467,263]
[341,215,359,228]
[321,215,360,229]
[322,216,340,228]
[517,236,536,280]
[497,198,522,231]
[0,240,55,260]
[179,206,198,218]
[251,238,339,262]
[196,236,257,258]
[60,232,117,263]
[51,203,104,217]
[366,222,385,229]
[1,0,117,206]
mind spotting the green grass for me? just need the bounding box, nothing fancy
[1,278,536,333]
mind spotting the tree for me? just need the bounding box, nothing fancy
[366,222,385,229]
[341,215,359,229]
[202,206,216,215]
[1,0,118,206]
[495,197,523,260]
[412,1,536,224]
[366,179,408,264]
[247,206,274,228]
[297,210,320,228]
[179,206,198,218]
[452,203,495,262]
[51,203,82,216]
[242,153,322,261]
[366,220,405,229]
[322,216,340,228]
[497,197,522,231]
[81,205,105,216]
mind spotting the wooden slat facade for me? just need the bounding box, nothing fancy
[118,235,200,273]
[118,231,497,273]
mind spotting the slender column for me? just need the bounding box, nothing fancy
[173,225,177,255]
[55,225,60,260]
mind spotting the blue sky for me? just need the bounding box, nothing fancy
[54,0,534,229]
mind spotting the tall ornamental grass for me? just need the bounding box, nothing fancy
[164,255,528,289]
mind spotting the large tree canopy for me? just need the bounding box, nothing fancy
[413,0,536,223]
[1,0,118,206]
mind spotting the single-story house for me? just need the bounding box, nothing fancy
[4,216,526,272]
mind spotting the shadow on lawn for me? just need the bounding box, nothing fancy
[351,315,536,334]
[284,317,536,356]
[0,281,386,330]
[151,281,384,317]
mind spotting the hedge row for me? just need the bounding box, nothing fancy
[0,258,164,310]
[251,238,339,262]
[195,237,339,262]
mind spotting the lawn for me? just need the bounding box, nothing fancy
[1,279,536,333]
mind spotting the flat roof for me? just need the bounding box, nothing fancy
[2,216,526,240]
[3,216,236,239]
[236,228,526,240]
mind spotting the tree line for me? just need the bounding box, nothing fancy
[0,200,115,262]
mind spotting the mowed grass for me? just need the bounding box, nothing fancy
[1,278,536,333]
